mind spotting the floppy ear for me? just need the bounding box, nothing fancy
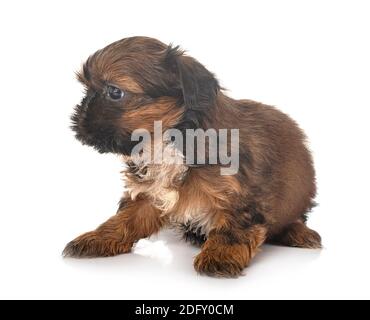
[164,45,220,163]
[164,45,220,113]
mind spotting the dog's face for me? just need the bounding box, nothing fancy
[72,36,220,155]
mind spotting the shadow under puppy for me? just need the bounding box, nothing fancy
[63,36,321,277]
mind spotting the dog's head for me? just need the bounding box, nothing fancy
[72,36,220,154]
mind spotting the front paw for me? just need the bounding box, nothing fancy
[193,244,248,278]
[63,231,133,258]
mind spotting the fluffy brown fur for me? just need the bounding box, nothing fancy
[63,36,321,277]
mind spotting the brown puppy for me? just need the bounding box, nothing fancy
[63,36,321,277]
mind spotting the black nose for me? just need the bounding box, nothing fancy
[85,91,96,106]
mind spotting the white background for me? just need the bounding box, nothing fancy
[0,0,369,300]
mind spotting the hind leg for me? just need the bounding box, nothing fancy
[269,220,322,249]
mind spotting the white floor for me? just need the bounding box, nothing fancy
[1,213,368,299]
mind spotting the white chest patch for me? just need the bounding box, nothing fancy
[122,142,216,237]
[122,142,188,214]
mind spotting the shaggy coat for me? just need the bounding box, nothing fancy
[63,36,321,277]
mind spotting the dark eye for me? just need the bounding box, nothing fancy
[107,85,124,100]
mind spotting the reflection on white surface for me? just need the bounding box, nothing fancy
[61,228,323,276]
[58,229,327,299]
[133,239,173,266]
[3,224,369,299]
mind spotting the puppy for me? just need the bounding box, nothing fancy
[63,36,321,277]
